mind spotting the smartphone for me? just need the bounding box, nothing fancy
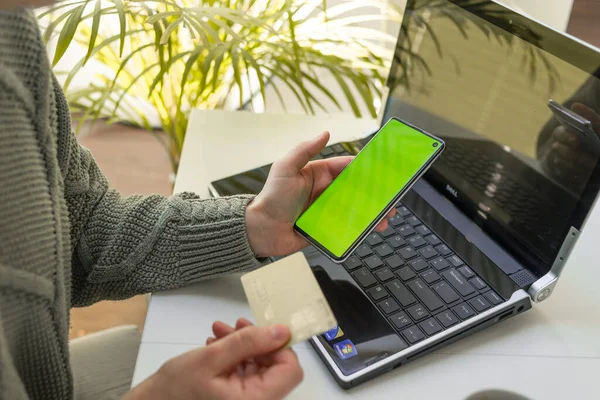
[294,117,445,263]
[548,99,600,154]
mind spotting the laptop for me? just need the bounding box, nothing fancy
[208,0,600,388]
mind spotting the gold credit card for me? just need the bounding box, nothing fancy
[241,252,337,346]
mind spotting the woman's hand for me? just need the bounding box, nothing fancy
[245,132,395,257]
[125,321,302,400]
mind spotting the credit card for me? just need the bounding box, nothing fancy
[241,252,337,346]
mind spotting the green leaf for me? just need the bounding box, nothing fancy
[84,0,103,65]
[110,43,154,90]
[262,65,309,114]
[179,46,204,104]
[301,71,342,111]
[240,49,266,107]
[230,47,244,108]
[145,11,181,25]
[63,28,145,91]
[148,51,190,95]
[111,61,162,116]
[113,0,127,56]
[203,15,242,42]
[211,51,226,92]
[332,71,360,117]
[160,17,183,45]
[268,80,287,112]
[200,44,229,93]
[52,4,85,66]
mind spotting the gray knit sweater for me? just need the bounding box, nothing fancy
[0,9,260,400]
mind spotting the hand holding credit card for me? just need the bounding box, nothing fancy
[241,252,337,346]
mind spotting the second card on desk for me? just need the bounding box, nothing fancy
[241,252,336,346]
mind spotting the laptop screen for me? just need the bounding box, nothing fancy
[382,0,600,277]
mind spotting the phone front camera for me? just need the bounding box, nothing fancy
[433,143,439,147]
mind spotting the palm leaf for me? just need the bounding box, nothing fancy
[52,4,86,66]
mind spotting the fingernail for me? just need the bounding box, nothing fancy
[271,325,288,340]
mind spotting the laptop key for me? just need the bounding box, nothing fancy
[385,254,404,269]
[356,244,373,258]
[457,266,475,279]
[380,226,396,238]
[421,269,441,284]
[366,233,383,246]
[419,318,443,336]
[389,215,405,227]
[407,304,429,321]
[375,267,395,282]
[448,255,464,267]
[408,235,427,248]
[375,244,394,258]
[344,255,362,271]
[407,279,444,312]
[483,290,503,305]
[469,295,491,312]
[452,302,476,320]
[416,225,431,236]
[409,258,429,272]
[397,266,416,281]
[385,280,417,307]
[397,206,411,217]
[432,281,460,304]
[365,255,384,270]
[406,216,420,227]
[367,285,389,301]
[436,244,452,256]
[397,225,416,238]
[353,268,377,288]
[430,257,450,271]
[470,277,488,291]
[390,312,412,330]
[379,298,400,314]
[402,326,426,344]
[331,143,346,153]
[321,147,334,156]
[426,235,442,246]
[419,245,438,259]
[388,235,406,249]
[399,246,417,260]
[436,310,459,328]
[442,269,476,297]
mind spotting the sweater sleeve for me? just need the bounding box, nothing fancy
[51,80,262,307]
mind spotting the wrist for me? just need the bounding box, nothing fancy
[245,197,270,258]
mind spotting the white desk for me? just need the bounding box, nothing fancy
[132,110,600,399]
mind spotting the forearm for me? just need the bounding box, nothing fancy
[70,185,261,306]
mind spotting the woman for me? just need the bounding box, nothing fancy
[0,1,391,399]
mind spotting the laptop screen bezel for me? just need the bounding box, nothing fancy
[384,0,600,278]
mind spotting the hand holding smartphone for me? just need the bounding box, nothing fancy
[294,118,445,263]
[548,99,600,155]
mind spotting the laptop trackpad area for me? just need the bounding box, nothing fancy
[306,250,408,376]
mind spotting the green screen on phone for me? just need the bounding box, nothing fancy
[295,119,443,259]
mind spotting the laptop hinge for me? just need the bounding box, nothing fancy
[528,226,580,303]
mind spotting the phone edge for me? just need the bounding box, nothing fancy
[294,117,446,264]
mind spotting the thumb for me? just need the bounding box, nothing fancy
[207,325,291,373]
[572,103,600,134]
[276,132,330,175]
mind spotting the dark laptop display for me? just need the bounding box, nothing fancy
[384,0,600,279]
[209,0,600,388]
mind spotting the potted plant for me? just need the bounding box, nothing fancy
[39,0,395,172]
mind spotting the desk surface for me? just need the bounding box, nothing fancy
[132,110,600,399]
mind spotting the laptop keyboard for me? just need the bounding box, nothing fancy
[308,142,505,346]
[213,140,507,346]
[343,205,505,346]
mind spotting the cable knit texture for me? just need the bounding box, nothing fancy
[0,8,261,400]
